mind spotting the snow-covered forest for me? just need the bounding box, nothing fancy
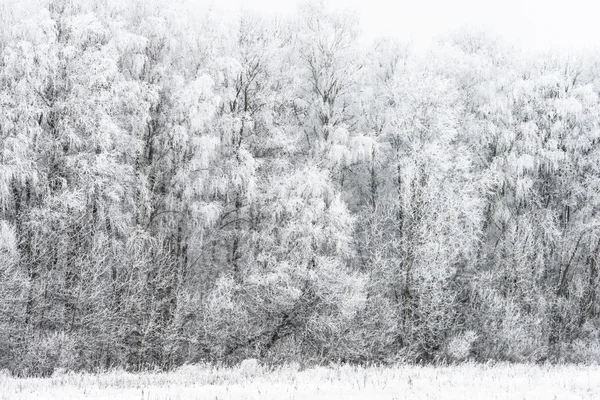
[1,0,600,376]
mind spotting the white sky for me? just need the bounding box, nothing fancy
[191,0,600,51]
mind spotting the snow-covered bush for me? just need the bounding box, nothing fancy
[447,330,478,361]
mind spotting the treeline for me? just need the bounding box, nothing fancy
[1,0,600,376]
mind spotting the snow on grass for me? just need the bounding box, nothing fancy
[1,363,599,399]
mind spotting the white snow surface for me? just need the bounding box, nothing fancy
[1,363,599,399]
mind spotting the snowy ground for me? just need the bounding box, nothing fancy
[1,363,599,399]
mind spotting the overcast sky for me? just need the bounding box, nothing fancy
[191,0,600,51]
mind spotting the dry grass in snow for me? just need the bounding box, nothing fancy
[1,362,599,399]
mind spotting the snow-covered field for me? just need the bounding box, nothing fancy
[1,363,599,399]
